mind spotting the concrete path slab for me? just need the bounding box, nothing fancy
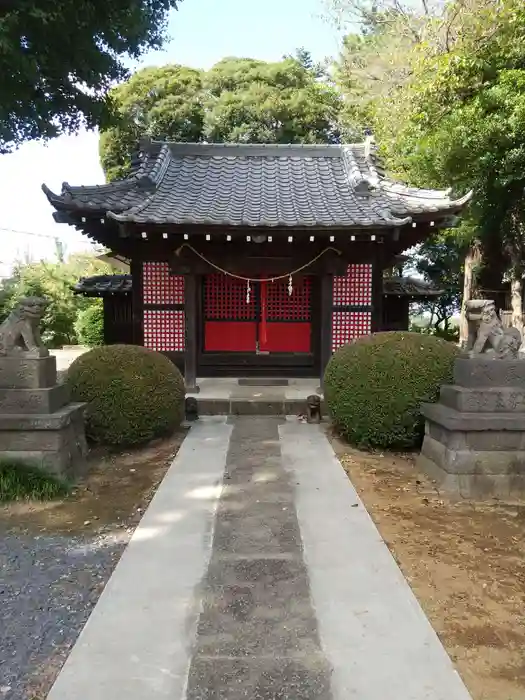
[184,417,332,700]
[46,417,232,700]
[280,419,472,700]
[45,417,473,700]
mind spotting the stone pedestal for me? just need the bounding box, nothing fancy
[0,355,87,480]
[419,357,525,498]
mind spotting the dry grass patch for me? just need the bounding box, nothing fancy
[332,436,525,700]
[0,430,187,535]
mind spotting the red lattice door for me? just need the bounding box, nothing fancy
[259,277,311,353]
[203,274,312,354]
[204,274,257,352]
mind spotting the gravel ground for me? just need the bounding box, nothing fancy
[0,531,130,700]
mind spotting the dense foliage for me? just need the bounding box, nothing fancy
[67,345,185,446]
[0,0,180,152]
[75,300,105,347]
[330,0,525,337]
[0,252,112,348]
[324,332,459,449]
[100,53,343,180]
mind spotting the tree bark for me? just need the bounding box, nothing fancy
[459,241,481,348]
[509,261,524,343]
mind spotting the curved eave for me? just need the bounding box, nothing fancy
[42,183,73,211]
[384,289,443,297]
[106,210,413,229]
[391,189,474,218]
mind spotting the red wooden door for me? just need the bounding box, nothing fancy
[203,274,312,354]
[259,277,311,353]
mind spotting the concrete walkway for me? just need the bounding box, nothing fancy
[46,418,472,700]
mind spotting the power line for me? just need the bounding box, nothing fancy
[0,227,60,240]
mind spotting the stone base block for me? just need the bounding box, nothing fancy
[454,357,525,388]
[417,452,525,499]
[0,403,87,480]
[421,401,525,431]
[0,355,57,389]
[439,384,525,413]
[0,384,69,414]
[426,417,525,451]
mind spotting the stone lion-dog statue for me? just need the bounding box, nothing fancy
[465,299,522,359]
[0,296,49,356]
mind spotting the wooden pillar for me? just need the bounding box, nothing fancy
[130,259,144,346]
[184,273,199,394]
[102,298,112,345]
[371,245,384,333]
[318,272,333,392]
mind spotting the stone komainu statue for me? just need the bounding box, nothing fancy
[465,299,522,359]
[0,297,49,356]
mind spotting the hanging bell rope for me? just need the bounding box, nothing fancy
[174,243,342,283]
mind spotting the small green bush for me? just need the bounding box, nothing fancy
[324,331,459,449]
[75,301,104,347]
[0,460,69,502]
[67,345,185,446]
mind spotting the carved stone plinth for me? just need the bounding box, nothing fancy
[418,358,525,498]
[0,356,87,480]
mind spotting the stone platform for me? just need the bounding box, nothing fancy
[419,357,525,498]
[188,378,326,416]
[0,355,87,479]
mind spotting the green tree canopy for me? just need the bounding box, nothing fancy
[0,0,180,153]
[100,55,343,181]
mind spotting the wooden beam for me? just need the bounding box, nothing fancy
[130,259,144,346]
[371,245,384,333]
[319,273,333,391]
[184,274,199,393]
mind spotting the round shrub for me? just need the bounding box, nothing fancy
[324,331,459,449]
[67,345,185,446]
[75,301,104,347]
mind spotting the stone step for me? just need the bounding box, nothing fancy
[440,384,525,413]
[196,398,327,416]
[0,384,69,414]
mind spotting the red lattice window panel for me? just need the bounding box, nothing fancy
[333,264,372,306]
[143,262,184,305]
[265,277,311,321]
[332,311,371,352]
[204,274,255,321]
[143,310,185,351]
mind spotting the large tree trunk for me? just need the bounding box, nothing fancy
[459,241,482,348]
[478,233,506,312]
[509,264,524,344]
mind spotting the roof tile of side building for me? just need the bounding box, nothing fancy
[74,273,441,298]
[43,140,472,230]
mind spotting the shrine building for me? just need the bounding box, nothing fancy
[43,139,471,391]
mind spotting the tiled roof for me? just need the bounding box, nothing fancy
[383,276,442,297]
[73,274,132,296]
[75,273,441,299]
[43,140,471,230]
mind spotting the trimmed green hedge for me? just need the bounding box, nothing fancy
[75,301,104,347]
[324,331,459,449]
[67,344,185,446]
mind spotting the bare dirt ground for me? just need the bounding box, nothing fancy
[332,436,525,700]
[0,430,186,535]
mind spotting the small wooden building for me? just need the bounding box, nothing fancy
[43,139,470,390]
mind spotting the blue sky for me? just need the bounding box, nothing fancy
[0,0,343,274]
